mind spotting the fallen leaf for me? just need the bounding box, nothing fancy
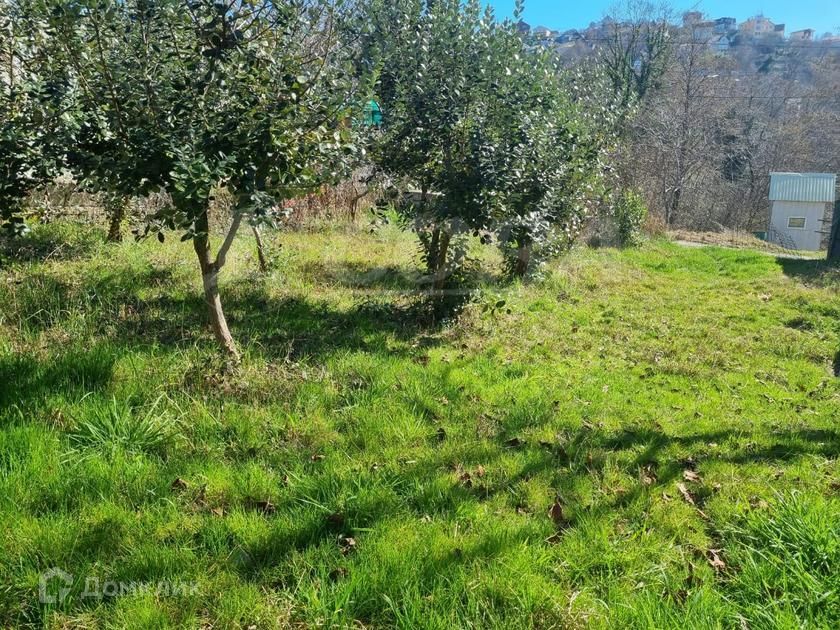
[171,477,188,491]
[475,465,486,478]
[338,535,356,555]
[210,507,224,517]
[707,549,726,571]
[677,483,695,506]
[548,500,568,527]
[662,492,673,502]
[641,464,657,486]
[458,471,473,488]
[683,470,701,483]
[749,496,769,510]
[677,484,709,519]
[310,454,325,462]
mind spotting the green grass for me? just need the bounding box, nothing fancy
[1,222,839,628]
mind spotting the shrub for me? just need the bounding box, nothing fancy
[614,189,648,247]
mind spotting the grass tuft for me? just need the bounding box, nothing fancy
[68,396,180,456]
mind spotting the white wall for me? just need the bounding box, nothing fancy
[769,201,826,251]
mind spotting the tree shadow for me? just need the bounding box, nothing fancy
[776,257,840,289]
[228,419,840,592]
[0,224,105,265]
[300,259,501,294]
[0,346,117,411]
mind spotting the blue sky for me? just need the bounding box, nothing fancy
[485,1,840,35]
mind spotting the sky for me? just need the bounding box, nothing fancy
[485,1,840,36]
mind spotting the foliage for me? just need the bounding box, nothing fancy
[483,39,616,278]
[369,0,615,284]
[37,0,366,358]
[0,0,77,235]
[613,188,648,246]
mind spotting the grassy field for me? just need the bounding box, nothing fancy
[1,221,839,629]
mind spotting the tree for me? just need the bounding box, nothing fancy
[369,0,500,291]
[600,0,672,110]
[482,39,616,276]
[0,0,74,235]
[45,0,363,361]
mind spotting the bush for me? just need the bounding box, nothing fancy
[614,189,648,247]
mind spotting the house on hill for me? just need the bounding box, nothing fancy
[790,29,815,41]
[740,15,782,38]
[532,26,557,40]
[710,35,731,53]
[714,17,737,34]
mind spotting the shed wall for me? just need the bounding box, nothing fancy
[769,201,827,251]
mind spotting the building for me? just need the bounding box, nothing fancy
[740,15,778,38]
[789,28,815,41]
[690,21,716,42]
[710,35,731,53]
[714,17,737,34]
[768,172,837,251]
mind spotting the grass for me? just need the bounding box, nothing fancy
[1,220,838,628]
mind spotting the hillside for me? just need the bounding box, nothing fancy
[1,224,838,627]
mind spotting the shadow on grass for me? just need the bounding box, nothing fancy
[0,345,117,411]
[299,259,502,293]
[776,257,840,289]
[232,420,840,580]
[0,224,105,264]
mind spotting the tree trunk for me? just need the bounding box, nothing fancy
[106,195,126,243]
[252,225,268,272]
[193,211,241,363]
[432,230,451,292]
[427,226,441,274]
[514,240,532,278]
[828,202,840,262]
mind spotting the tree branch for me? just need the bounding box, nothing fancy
[213,213,243,270]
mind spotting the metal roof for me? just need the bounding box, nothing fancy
[769,172,836,203]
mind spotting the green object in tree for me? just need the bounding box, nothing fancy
[363,100,383,126]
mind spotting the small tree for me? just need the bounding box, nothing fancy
[477,19,616,277]
[46,0,363,361]
[369,0,500,291]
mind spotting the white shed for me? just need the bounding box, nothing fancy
[768,172,836,251]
